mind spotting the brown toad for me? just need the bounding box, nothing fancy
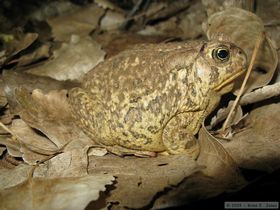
[68,40,247,158]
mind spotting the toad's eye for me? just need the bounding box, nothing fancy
[212,46,230,62]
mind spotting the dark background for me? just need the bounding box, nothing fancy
[170,168,280,210]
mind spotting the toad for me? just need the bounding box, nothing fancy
[68,40,247,158]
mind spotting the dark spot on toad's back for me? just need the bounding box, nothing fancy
[148,126,159,134]
[124,107,142,123]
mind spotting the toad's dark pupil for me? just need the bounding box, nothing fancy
[217,49,229,59]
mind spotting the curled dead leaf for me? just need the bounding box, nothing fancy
[197,124,247,191]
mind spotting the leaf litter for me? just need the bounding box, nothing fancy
[0,1,280,210]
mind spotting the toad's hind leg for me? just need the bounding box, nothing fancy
[162,113,200,159]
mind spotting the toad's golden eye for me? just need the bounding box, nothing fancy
[212,46,230,62]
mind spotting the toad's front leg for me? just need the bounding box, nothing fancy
[162,112,202,159]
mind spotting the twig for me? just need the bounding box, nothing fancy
[222,32,265,132]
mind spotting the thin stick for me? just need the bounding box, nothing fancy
[222,32,265,132]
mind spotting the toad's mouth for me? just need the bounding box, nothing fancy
[214,68,246,91]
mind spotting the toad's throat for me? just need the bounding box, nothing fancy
[214,69,246,91]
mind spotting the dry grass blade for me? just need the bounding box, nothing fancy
[222,32,265,132]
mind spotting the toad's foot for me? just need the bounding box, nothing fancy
[105,145,157,157]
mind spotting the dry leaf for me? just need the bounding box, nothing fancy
[138,17,181,37]
[0,164,32,189]
[0,33,39,68]
[9,119,59,165]
[256,0,280,25]
[93,32,167,58]
[100,11,126,31]
[178,1,206,39]
[151,125,248,209]
[0,79,8,108]
[201,0,225,16]
[153,122,247,209]
[0,137,22,158]
[88,147,108,157]
[209,101,243,129]
[223,103,280,172]
[88,154,201,209]
[95,0,122,11]
[12,88,95,162]
[5,33,38,58]
[240,82,280,105]
[152,171,225,209]
[197,125,246,191]
[34,148,89,178]
[15,44,51,67]
[48,4,105,41]
[27,36,106,81]
[204,8,278,94]
[0,146,6,156]
[2,71,78,114]
[0,174,115,210]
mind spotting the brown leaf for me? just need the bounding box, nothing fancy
[95,0,123,11]
[5,33,38,58]
[223,103,280,172]
[0,80,8,108]
[209,100,243,129]
[204,8,278,94]
[34,147,89,178]
[0,174,115,210]
[100,11,125,31]
[88,154,201,209]
[0,164,32,189]
[48,5,105,42]
[2,71,78,114]
[27,36,106,81]
[0,146,6,156]
[9,119,59,165]
[0,137,22,158]
[152,125,247,209]
[197,125,246,190]
[178,1,206,39]
[152,171,225,209]
[138,17,182,37]
[12,88,94,163]
[256,0,280,26]
[15,44,51,67]
[152,119,246,209]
